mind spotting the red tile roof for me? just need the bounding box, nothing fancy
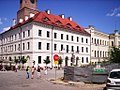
[11,11,90,36]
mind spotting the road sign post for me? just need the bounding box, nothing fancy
[53,54,59,80]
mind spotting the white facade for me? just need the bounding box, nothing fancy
[85,26,120,64]
[0,21,90,67]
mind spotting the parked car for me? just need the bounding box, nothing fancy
[106,69,120,90]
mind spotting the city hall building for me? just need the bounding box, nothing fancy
[0,0,91,67]
[0,0,120,68]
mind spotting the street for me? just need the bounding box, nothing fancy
[0,69,105,90]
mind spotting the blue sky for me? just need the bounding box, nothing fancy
[0,0,120,34]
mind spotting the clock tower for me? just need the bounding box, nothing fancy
[17,0,39,23]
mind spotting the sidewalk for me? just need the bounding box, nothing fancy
[49,78,106,90]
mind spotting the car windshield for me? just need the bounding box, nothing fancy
[109,71,120,79]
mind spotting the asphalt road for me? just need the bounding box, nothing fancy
[0,69,105,90]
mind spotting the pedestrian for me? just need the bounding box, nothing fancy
[31,66,35,79]
[44,66,48,75]
[26,66,30,79]
[37,65,41,78]
[15,64,18,72]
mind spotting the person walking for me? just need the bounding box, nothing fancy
[44,66,48,75]
[26,66,30,79]
[37,65,41,78]
[31,66,35,79]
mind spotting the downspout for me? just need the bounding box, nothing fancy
[51,25,54,68]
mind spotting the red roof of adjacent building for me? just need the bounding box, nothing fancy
[11,11,90,36]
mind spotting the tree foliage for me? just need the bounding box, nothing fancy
[44,57,50,65]
[14,58,18,64]
[109,47,120,63]
[58,56,63,65]
[20,57,27,64]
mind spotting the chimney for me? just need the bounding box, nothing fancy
[45,9,51,14]
[19,18,23,23]
[12,19,16,26]
[59,14,65,19]
[25,16,29,21]
[30,13,35,18]
[68,16,72,21]
[89,25,94,29]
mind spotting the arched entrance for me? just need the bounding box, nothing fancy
[76,57,79,66]
[65,56,68,66]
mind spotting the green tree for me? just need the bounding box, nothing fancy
[109,46,120,63]
[58,56,63,69]
[14,58,18,64]
[44,57,50,66]
[20,56,27,68]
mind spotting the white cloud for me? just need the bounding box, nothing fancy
[106,7,120,17]
[3,27,10,32]
[0,27,11,33]
[116,13,120,17]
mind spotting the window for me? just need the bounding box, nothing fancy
[47,43,50,50]
[95,51,96,57]
[38,56,41,64]
[54,33,57,39]
[38,30,42,36]
[27,42,30,50]
[28,30,30,37]
[54,44,57,51]
[38,42,41,50]
[94,39,96,44]
[61,44,63,51]
[97,51,99,57]
[66,35,69,40]
[71,46,74,52]
[97,39,99,44]
[47,31,50,37]
[82,57,84,63]
[15,34,17,40]
[103,51,104,57]
[77,37,79,42]
[111,41,114,46]
[61,34,63,40]
[66,45,69,53]
[81,38,84,43]
[19,33,21,39]
[46,56,50,60]
[77,46,79,53]
[15,44,16,51]
[86,47,88,53]
[23,31,25,38]
[86,57,88,63]
[92,38,93,43]
[11,35,13,41]
[82,47,84,52]
[86,38,88,43]
[71,36,74,41]
[23,43,25,50]
[18,44,20,51]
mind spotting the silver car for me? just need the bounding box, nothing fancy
[106,69,120,90]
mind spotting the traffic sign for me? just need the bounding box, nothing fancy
[54,54,59,61]
[54,61,58,65]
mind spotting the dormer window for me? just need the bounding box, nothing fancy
[56,20,62,26]
[42,17,50,22]
[66,23,72,28]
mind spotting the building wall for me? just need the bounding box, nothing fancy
[0,22,90,67]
